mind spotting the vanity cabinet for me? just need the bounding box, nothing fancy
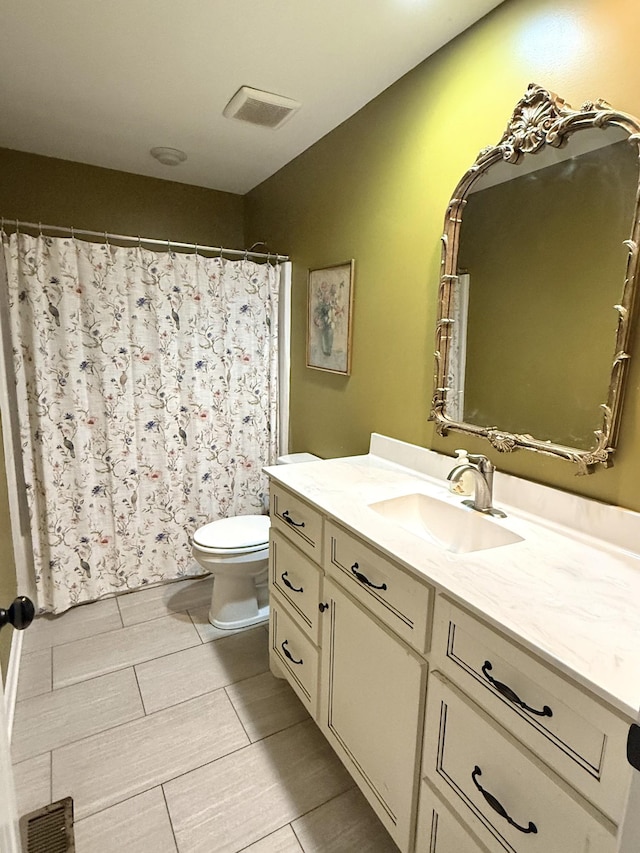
[269,483,431,851]
[268,477,629,853]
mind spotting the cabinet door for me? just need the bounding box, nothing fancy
[319,577,427,853]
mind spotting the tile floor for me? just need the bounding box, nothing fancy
[11,576,398,852]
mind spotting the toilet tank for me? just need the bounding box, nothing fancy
[263,453,320,513]
[277,453,320,464]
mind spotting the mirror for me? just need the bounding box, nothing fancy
[431,84,640,473]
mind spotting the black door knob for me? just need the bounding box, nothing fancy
[0,596,35,631]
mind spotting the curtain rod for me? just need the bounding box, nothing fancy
[0,218,289,262]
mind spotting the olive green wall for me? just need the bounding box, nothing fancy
[0,149,245,677]
[245,0,640,512]
[0,147,244,246]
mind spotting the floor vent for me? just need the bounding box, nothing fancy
[20,797,75,853]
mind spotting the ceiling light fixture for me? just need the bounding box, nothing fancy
[150,147,187,166]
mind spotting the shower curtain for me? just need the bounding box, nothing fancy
[1,231,280,614]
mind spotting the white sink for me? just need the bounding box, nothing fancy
[368,492,524,554]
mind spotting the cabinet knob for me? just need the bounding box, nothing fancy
[319,602,328,613]
[628,723,640,771]
[0,596,35,632]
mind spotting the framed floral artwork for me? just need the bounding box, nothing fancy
[306,260,355,375]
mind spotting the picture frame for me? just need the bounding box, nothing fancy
[306,260,355,375]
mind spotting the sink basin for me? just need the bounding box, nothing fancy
[368,492,524,554]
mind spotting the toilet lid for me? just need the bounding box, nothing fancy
[193,514,270,550]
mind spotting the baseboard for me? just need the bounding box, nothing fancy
[4,628,23,743]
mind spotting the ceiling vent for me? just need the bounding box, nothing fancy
[223,86,301,130]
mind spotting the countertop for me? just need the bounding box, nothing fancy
[266,451,640,720]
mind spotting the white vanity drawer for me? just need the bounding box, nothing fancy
[415,781,490,853]
[270,593,319,718]
[271,484,323,564]
[423,674,616,853]
[431,598,630,823]
[269,530,322,645]
[324,520,433,653]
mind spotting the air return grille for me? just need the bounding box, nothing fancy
[223,86,301,129]
[20,797,75,853]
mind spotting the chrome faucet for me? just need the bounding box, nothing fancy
[447,454,506,518]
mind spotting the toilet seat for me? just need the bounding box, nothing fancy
[192,514,270,555]
[193,541,269,557]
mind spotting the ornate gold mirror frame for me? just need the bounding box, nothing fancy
[431,84,640,474]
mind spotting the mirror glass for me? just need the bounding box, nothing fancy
[458,128,637,449]
[432,86,640,471]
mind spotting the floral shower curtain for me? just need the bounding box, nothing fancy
[1,232,280,614]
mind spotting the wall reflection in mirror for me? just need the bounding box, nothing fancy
[432,85,640,473]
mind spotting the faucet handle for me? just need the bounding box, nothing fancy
[455,449,488,466]
[466,453,495,472]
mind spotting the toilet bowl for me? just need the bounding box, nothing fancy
[192,452,319,630]
[192,515,271,630]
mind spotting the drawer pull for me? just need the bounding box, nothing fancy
[351,562,387,591]
[319,602,329,612]
[281,639,303,665]
[282,510,305,528]
[281,571,303,593]
[471,765,538,835]
[482,661,553,718]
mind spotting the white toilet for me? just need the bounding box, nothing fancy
[191,453,319,630]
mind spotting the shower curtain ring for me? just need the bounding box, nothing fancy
[15,219,19,235]
[38,222,42,236]
[219,245,224,261]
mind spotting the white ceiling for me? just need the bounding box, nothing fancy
[0,0,504,195]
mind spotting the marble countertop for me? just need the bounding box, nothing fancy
[266,449,640,720]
